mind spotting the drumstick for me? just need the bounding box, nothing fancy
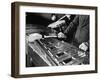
[44,35,57,38]
[57,14,67,21]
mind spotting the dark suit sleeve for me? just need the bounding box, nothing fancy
[64,16,79,35]
[74,15,89,44]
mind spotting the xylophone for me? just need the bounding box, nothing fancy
[28,37,89,67]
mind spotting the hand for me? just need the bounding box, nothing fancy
[58,32,66,38]
[78,51,86,57]
[78,42,88,57]
[79,42,88,51]
[28,33,42,42]
[48,20,65,28]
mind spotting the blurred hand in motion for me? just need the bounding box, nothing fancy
[57,32,66,38]
[48,20,65,28]
[27,33,42,42]
[79,42,88,51]
[78,42,88,57]
[78,51,86,57]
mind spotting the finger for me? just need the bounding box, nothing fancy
[78,51,83,56]
[78,52,86,57]
[79,43,84,48]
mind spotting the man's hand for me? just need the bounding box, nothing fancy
[78,51,86,57]
[58,32,66,38]
[48,20,65,28]
[78,42,88,57]
[79,42,88,51]
[28,33,42,42]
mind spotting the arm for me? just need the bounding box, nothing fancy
[64,16,79,35]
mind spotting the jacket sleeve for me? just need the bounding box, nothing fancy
[64,15,79,35]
